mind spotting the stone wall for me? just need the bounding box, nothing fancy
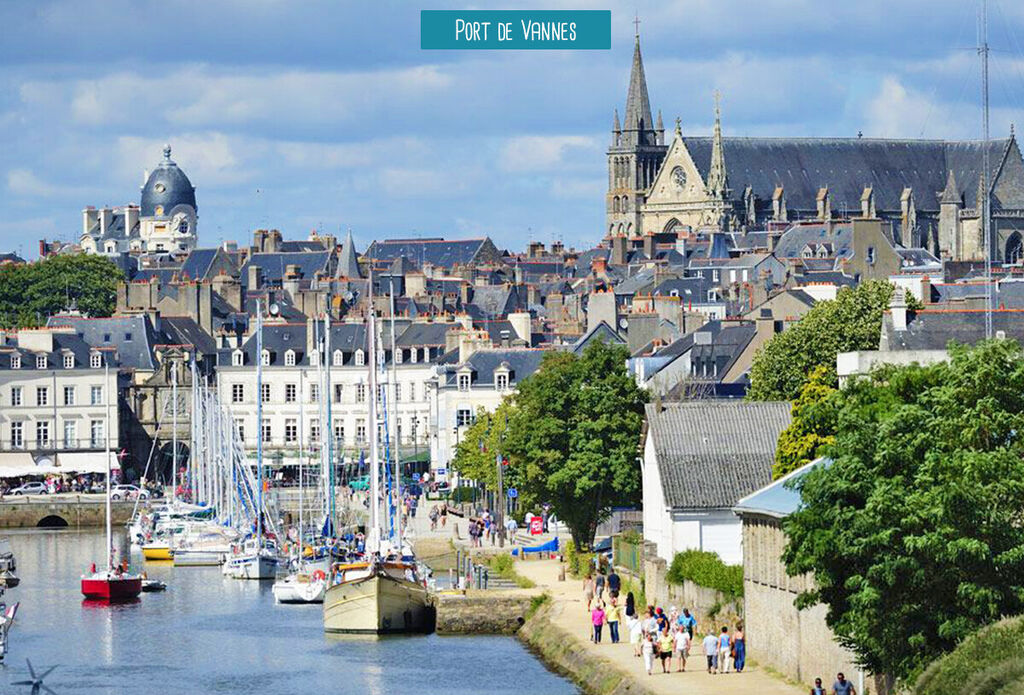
[433,592,537,635]
[643,554,742,632]
[0,497,137,528]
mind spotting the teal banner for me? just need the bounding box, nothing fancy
[421,10,611,50]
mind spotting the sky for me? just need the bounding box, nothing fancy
[3,0,1024,258]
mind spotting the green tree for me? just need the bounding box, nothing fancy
[0,254,123,327]
[504,341,648,549]
[450,401,514,488]
[748,280,900,401]
[772,365,838,479]
[782,340,1024,686]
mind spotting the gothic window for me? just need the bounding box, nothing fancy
[284,349,296,366]
[1006,232,1023,265]
[232,350,243,366]
[613,197,619,213]
[354,349,365,366]
[623,197,629,213]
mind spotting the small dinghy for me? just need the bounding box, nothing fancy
[0,571,19,589]
[141,579,166,592]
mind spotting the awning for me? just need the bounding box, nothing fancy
[55,451,121,474]
[0,453,58,478]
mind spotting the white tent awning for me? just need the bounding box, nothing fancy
[55,451,120,474]
[0,453,57,478]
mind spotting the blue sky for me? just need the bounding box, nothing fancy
[3,0,1024,258]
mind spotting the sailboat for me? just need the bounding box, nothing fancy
[323,280,430,633]
[81,362,143,601]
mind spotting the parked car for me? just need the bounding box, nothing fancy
[10,482,47,496]
[110,484,150,501]
[348,476,370,491]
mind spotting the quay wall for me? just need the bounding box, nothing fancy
[433,592,536,635]
[0,496,137,528]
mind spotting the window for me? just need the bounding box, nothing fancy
[310,384,320,403]
[355,419,366,443]
[457,408,473,427]
[285,383,297,403]
[235,419,245,443]
[333,421,345,448]
[354,349,364,366]
[707,290,716,302]
[102,333,111,343]
[395,384,402,402]
[11,354,21,370]
[11,422,23,449]
[231,384,245,403]
[458,373,471,392]
[742,269,749,282]
[410,348,418,364]
[260,419,271,444]
[36,355,47,369]
[310,421,321,445]
[37,421,51,448]
[64,420,77,449]
[36,387,48,407]
[333,384,343,403]
[867,246,876,265]
[90,385,102,405]
[124,332,132,342]
[232,350,244,367]
[356,383,366,402]
[261,350,271,366]
[496,373,509,391]
[729,269,736,283]
[333,350,344,367]
[395,349,404,365]
[310,350,319,367]
[63,354,74,369]
[284,419,298,444]
[11,387,21,407]
[377,384,386,403]
[63,386,76,406]
[90,352,101,369]
[90,420,103,448]
[712,270,719,282]
[261,383,271,403]
[284,350,296,367]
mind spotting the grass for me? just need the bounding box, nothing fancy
[526,592,550,618]
[486,553,537,589]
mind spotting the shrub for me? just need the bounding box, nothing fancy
[666,550,743,598]
[563,539,595,579]
[485,553,535,588]
[916,616,1024,695]
[447,485,479,504]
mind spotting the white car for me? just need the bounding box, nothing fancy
[110,484,150,501]
[9,482,48,496]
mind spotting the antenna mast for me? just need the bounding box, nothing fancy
[981,0,993,339]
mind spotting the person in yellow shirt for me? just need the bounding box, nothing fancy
[606,598,621,643]
[658,627,674,673]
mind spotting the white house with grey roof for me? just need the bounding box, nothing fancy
[641,400,791,565]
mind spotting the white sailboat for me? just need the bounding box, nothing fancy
[323,280,429,633]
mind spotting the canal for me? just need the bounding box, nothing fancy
[0,529,579,694]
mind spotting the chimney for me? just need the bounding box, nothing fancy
[283,264,302,301]
[124,205,140,236]
[551,240,564,256]
[891,287,908,332]
[528,241,545,259]
[99,207,113,235]
[253,229,268,253]
[508,311,532,347]
[456,314,472,330]
[212,271,242,312]
[267,229,282,253]
[643,233,655,258]
[248,264,262,290]
[611,236,628,266]
[405,272,426,297]
[460,283,474,305]
[755,308,776,345]
[592,255,608,276]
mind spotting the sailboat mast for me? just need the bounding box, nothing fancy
[389,281,402,548]
[256,300,264,540]
[298,368,305,562]
[324,308,335,535]
[105,360,113,571]
[171,358,178,503]
[367,273,381,551]
[980,0,993,339]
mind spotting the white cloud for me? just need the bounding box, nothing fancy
[500,135,596,172]
[114,133,247,187]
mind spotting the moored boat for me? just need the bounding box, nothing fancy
[323,559,429,633]
[272,569,327,604]
[81,569,143,601]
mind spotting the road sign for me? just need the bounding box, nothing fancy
[529,517,543,535]
[507,487,517,499]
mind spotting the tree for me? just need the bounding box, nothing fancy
[748,280,901,401]
[503,341,648,549]
[772,365,837,479]
[0,254,123,327]
[450,401,514,489]
[782,340,1024,686]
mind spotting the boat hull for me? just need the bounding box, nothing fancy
[224,553,280,580]
[142,544,173,561]
[81,577,143,600]
[172,549,227,566]
[323,573,430,634]
[273,576,326,604]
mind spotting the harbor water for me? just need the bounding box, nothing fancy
[0,529,579,694]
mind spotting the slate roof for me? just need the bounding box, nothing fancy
[571,321,625,354]
[364,238,493,269]
[241,252,331,289]
[774,223,854,260]
[931,280,1024,309]
[394,322,453,347]
[159,317,217,355]
[682,136,1012,213]
[651,276,716,301]
[881,309,1024,350]
[645,400,792,509]
[0,332,112,370]
[336,230,362,279]
[440,348,547,388]
[45,315,158,370]
[179,248,220,281]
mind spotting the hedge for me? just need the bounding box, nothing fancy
[915,615,1024,695]
[666,549,743,598]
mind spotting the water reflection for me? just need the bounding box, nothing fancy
[0,529,578,695]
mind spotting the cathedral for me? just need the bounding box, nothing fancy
[608,34,1024,264]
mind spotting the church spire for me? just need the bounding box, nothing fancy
[706,92,728,199]
[336,228,362,279]
[623,27,655,144]
[940,169,960,205]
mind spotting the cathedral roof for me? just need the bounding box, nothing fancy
[681,136,1012,213]
[140,145,196,218]
[337,229,362,279]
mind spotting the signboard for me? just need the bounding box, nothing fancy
[529,516,543,535]
[507,487,518,499]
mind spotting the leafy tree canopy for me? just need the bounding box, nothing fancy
[450,401,515,490]
[501,341,648,550]
[0,254,123,328]
[772,365,838,479]
[783,340,1024,685]
[748,280,903,401]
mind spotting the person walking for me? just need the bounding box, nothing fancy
[674,625,690,672]
[607,568,621,598]
[591,603,606,643]
[810,677,827,695]
[429,504,439,531]
[831,673,856,695]
[641,632,656,675]
[718,626,732,674]
[583,574,595,612]
[606,597,621,644]
[732,623,746,672]
[702,632,719,674]
[628,612,644,657]
[594,571,605,602]
[624,591,635,618]
[680,607,697,638]
[658,627,674,674]
[642,608,658,639]
[440,502,448,528]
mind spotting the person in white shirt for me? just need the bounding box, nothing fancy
[641,633,656,675]
[628,614,644,657]
[674,626,691,672]
[702,632,719,673]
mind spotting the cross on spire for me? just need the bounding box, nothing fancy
[633,12,641,38]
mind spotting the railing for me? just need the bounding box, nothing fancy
[0,439,109,452]
[613,536,645,575]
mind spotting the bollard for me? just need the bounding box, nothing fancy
[483,568,489,590]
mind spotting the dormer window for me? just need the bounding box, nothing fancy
[284,349,296,367]
[11,354,21,370]
[260,349,270,366]
[334,350,345,367]
[36,355,47,369]
[310,349,320,367]
[458,373,471,392]
[496,373,509,391]
[395,348,404,365]
[232,350,244,367]
[63,353,74,369]
[354,349,364,367]
[802,245,815,259]
[89,352,101,369]
[410,347,418,364]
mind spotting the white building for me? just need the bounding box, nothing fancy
[640,400,791,565]
[0,329,120,478]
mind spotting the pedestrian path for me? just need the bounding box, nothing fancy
[514,558,805,695]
